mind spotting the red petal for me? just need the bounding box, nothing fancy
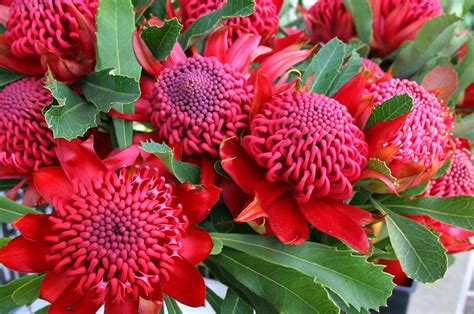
[365,113,409,156]
[0,164,22,179]
[226,33,261,73]
[203,28,228,63]
[40,271,68,303]
[161,257,205,307]
[219,139,266,195]
[33,167,74,204]
[103,145,142,170]
[22,183,43,207]
[235,195,267,222]
[333,72,366,119]
[174,184,220,225]
[0,236,54,272]
[139,298,163,314]
[0,34,44,75]
[105,294,139,314]
[265,193,309,245]
[180,226,212,265]
[299,198,370,254]
[49,283,101,314]
[56,138,107,188]
[251,72,272,119]
[421,66,458,105]
[217,177,253,217]
[13,213,53,243]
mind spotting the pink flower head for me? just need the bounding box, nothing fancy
[244,92,368,203]
[133,25,311,159]
[0,77,55,178]
[0,0,97,81]
[220,87,373,253]
[425,138,474,197]
[0,139,220,313]
[176,0,281,44]
[371,0,442,56]
[302,0,356,43]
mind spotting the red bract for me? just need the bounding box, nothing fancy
[302,0,356,43]
[0,77,55,178]
[460,83,474,109]
[175,0,281,44]
[220,89,373,253]
[370,0,442,56]
[0,0,97,82]
[0,138,220,313]
[133,26,310,159]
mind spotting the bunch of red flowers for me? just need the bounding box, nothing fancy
[0,0,472,313]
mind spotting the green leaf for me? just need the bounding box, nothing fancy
[455,31,474,98]
[367,158,397,184]
[365,94,413,130]
[178,0,256,49]
[328,290,370,314]
[400,181,430,198]
[433,159,452,179]
[96,0,142,148]
[164,296,182,314]
[0,238,10,248]
[140,140,201,184]
[210,249,339,314]
[0,68,24,87]
[392,14,462,78]
[222,288,253,314]
[371,198,448,283]
[44,77,99,140]
[0,197,41,223]
[83,69,141,112]
[150,0,167,20]
[211,237,224,255]
[141,18,183,61]
[302,38,346,95]
[12,274,45,306]
[343,0,372,43]
[212,233,395,311]
[0,275,39,313]
[0,179,21,192]
[327,52,362,97]
[206,287,223,314]
[35,306,50,314]
[454,114,474,145]
[214,160,230,179]
[383,196,474,232]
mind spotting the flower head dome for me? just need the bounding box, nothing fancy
[366,78,453,178]
[302,0,356,43]
[0,77,55,177]
[244,92,368,203]
[425,138,474,197]
[149,55,252,156]
[220,89,372,253]
[0,139,220,312]
[371,0,442,56]
[177,0,280,44]
[0,0,97,81]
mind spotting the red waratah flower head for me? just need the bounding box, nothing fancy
[301,0,356,43]
[0,76,56,178]
[220,84,373,253]
[174,0,281,44]
[0,138,220,313]
[371,0,442,56]
[133,25,311,162]
[363,77,453,190]
[0,0,97,82]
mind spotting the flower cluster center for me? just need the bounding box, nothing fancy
[244,92,368,203]
[48,166,187,303]
[149,55,252,155]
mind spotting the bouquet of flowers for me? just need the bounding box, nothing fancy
[0,0,473,313]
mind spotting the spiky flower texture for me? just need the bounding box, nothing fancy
[0,77,56,177]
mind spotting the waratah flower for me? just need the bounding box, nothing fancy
[175,0,281,44]
[371,0,442,56]
[133,26,310,160]
[0,138,220,312]
[425,138,474,197]
[0,77,56,178]
[301,0,356,43]
[0,0,97,81]
[220,89,373,253]
[363,77,453,190]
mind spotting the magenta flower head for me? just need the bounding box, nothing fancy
[0,0,97,81]
[176,0,281,44]
[425,138,474,197]
[0,77,55,178]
